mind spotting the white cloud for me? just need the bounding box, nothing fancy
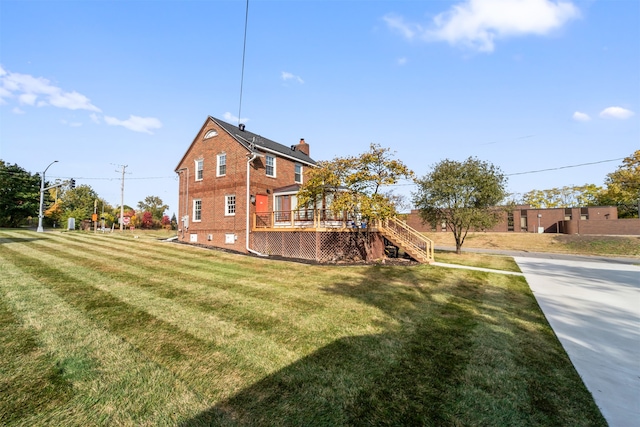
[104,115,163,134]
[397,57,408,66]
[223,112,249,124]
[281,71,304,84]
[0,66,101,112]
[385,0,580,52]
[1,66,164,134]
[48,90,100,111]
[572,111,590,122]
[60,119,82,127]
[383,14,423,40]
[599,106,635,120]
[19,93,37,106]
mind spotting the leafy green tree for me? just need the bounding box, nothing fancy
[58,184,100,228]
[0,160,42,227]
[413,157,508,254]
[523,184,603,209]
[599,150,640,218]
[297,144,414,223]
[137,196,169,221]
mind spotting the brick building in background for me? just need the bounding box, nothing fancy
[175,116,316,253]
[406,205,640,235]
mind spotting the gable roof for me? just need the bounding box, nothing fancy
[175,116,317,172]
[211,116,316,167]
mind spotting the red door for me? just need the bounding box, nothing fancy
[256,194,268,214]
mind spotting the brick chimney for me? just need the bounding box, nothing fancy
[294,138,309,156]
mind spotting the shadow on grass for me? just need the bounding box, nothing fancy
[181,267,485,426]
[0,237,42,244]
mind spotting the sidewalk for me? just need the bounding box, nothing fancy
[435,246,640,265]
[515,257,640,427]
[431,261,524,275]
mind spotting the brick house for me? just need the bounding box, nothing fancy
[174,116,316,253]
[174,116,435,263]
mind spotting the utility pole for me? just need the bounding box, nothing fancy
[37,160,59,232]
[117,164,128,231]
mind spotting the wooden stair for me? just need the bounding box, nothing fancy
[378,217,434,264]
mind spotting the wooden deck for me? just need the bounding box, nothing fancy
[252,210,434,263]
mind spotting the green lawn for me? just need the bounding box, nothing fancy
[0,230,605,426]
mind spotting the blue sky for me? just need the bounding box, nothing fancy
[1,0,638,215]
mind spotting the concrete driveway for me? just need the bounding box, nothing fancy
[515,257,640,427]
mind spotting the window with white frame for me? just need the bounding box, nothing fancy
[195,159,204,181]
[193,199,202,221]
[204,129,218,139]
[217,153,226,176]
[225,195,236,216]
[266,155,276,177]
[294,163,302,183]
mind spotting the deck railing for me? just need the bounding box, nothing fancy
[254,209,364,230]
[378,217,434,263]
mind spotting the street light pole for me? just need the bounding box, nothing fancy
[37,160,59,233]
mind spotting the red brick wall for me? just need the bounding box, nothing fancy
[562,219,640,235]
[176,118,310,252]
[406,206,622,235]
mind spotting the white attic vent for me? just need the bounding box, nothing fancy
[204,130,218,139]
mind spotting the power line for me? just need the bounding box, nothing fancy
[379,157,627,187]
[237,0,250,125]
[505,157,624,177]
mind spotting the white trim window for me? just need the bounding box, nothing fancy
[294,163,302,184]
[225,195,236,216]
[266,155,276,177]
[193,199,202,221]
[217,153,226,177]
[204,129,218,139]
[195,159,204,181]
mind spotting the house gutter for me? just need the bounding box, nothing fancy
[246,152,268,257]
[176,167,188,239]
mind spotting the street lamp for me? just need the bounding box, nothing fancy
[37,160,59,233]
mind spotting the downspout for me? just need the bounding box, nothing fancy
[176,167,188,240]
[246,153,268,256]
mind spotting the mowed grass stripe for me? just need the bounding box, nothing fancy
[28,233,388,352]
[60,233,331,310]
[1,230,607,426]
[0,295,74,425]
[0,254,208,426]
[16,235,304,370]
[445,277,533,425]
[0,241,280,400]
[3,237,300,373]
